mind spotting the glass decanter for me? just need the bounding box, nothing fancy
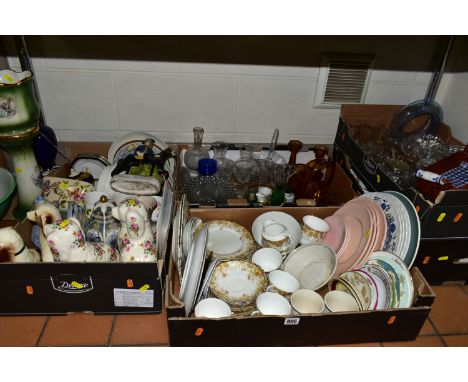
[233,145,258,197]
[185,159,237,206]
[212,141,234,181]
[184,127,209,171]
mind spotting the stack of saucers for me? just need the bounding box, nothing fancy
[194,220,256,262]
[208,260,267,314]
[328,250,415,310]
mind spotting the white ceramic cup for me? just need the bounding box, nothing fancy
[194,298,232,318]
[301,215,329,244]
[253,292,291,316]
[252,247,284,273]
[261,220,293,251]
[267,270,300,296]
[290,289,325,314]
[324,290,360,313]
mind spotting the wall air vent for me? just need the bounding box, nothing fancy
[314,53,374,108]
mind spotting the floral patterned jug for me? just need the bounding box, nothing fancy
[44,218,120,262]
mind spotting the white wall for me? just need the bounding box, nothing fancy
[5,35,439,145]
[436,75,468,145]
[6,56,432,145]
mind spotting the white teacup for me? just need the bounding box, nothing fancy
[267,270,300,297]
[253,292,291,316]
[194,298,232,318]
[290,289,325,314]
[252,248,284,273]
[324,290,360,313]
[261,219,293,252]
[301,215,329,245]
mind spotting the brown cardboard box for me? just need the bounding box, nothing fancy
[165,206,435,346]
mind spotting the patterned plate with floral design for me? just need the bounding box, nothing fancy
[209,261,267,306]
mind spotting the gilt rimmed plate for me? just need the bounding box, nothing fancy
[369,251,414,308]
[209,261,267,305]
[366,258,401,309]
[200,220,256,261]
[338,271,373,310]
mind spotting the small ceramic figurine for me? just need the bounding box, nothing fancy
[26,196,62,262]
[0,226,40,263]
[44,217,121,262]
[111,138,175,183]
[112,198,157,262]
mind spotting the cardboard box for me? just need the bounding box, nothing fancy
[0,219,166,315]
[165,207,435,346]
[334,104,467,239]
[333,104,468,285]
[176,144,357,207]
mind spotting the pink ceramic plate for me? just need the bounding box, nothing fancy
[348,200,376,267]
[334,215,363,275]
[335,201,373,271]
[363,197,388,251]
[323,215,347,254]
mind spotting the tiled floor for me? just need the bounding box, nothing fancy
[0,285,466,347]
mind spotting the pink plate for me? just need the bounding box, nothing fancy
[334,215,363,275]
[335,201,373,271]
[362,197,387,251]
[323,215,346,254]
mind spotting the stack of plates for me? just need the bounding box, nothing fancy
[179,225,209,317]
[360,192,421,268]
[330,197,388,275]
[209,260,267,314]
[326,190,420,275]
[197,220,256,261]
[329,250,414,310]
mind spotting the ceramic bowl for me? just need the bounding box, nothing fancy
[267,270,300,296]
[324,290,360,312]
[290,289,325,314]
[194,298,232,318]
[253,292,291,316]
[252,211,301,252]
[283,243,337,291]
[0,167,16,219]
[252,248,284,273]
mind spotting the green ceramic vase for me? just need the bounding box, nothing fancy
[0,70,42,219]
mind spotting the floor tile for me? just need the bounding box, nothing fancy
[110,311,168,346]
[38,313,113,346]
[0,316,47,346]
[442,335,468,347]
[420,318,437,335]
[429,286,468,335]
[382,336,445,347]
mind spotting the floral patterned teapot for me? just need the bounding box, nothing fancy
[112,198,157,262]
[44,217,120,262]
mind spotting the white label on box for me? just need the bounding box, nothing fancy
[284,317,300,326]
[113,288,154,308]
